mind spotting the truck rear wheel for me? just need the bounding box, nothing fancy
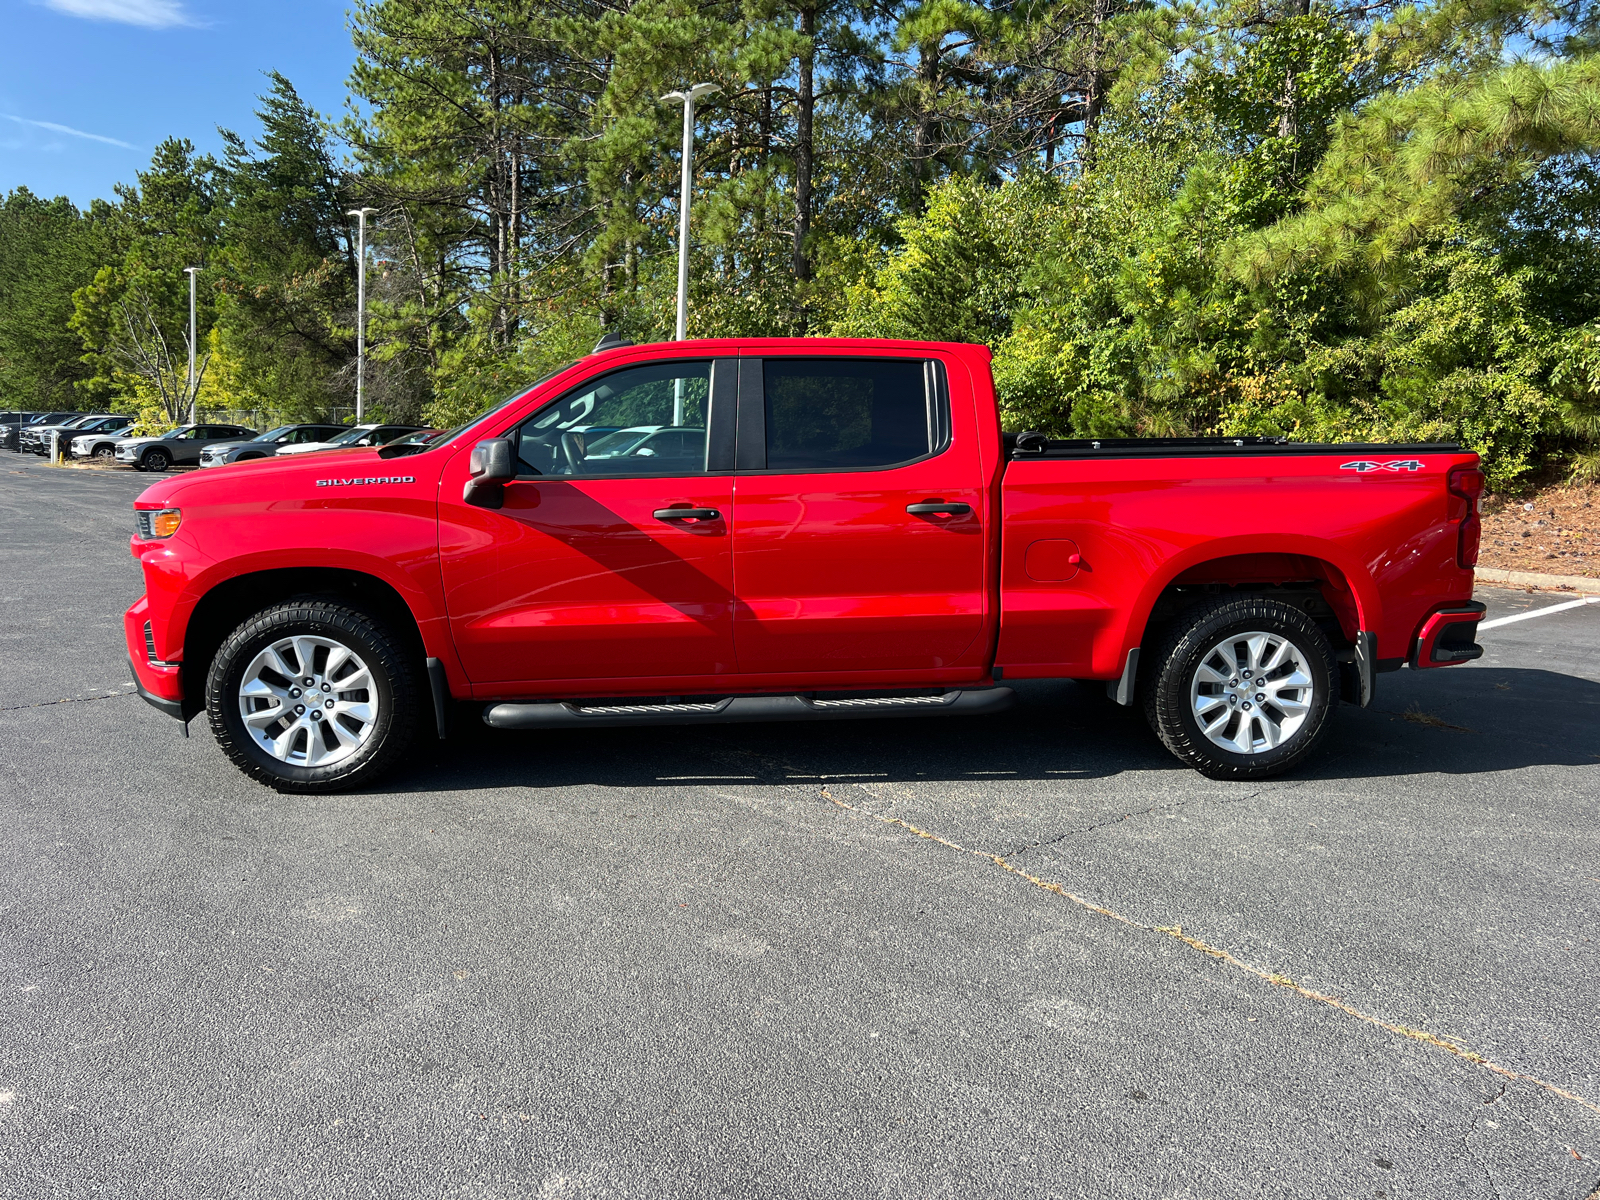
[1144,596,1336,780]
[206,599,421,793]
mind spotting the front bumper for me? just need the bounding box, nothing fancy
[125,597,186,720]
[128,658,185,719]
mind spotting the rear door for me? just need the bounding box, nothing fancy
[438,356,739,689]
[730,355,990,678]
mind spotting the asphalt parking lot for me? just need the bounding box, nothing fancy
[2,457,1597,1199]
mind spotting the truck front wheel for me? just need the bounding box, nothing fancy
[1144,596,1337,780]
[206,599,421,793]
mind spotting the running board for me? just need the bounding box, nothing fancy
[483,688,1015,730]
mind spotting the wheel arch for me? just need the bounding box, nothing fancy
[181,567,431,711]
[1125,548,1376,665]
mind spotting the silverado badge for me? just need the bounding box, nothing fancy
[315,475,417,487]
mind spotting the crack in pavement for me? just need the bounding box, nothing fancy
[0,689,138,712]
[816,779,1600,1122]
[992,789,1267,859]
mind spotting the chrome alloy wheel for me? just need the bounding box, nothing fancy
[237,634,379,768]
[1189,630,1316,755]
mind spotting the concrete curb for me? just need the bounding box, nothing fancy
[1476,567,1600,594]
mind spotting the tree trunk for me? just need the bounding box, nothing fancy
[1080,0,1114,167]
[911,39,938,210]
[1277,0,1310,139]
[793,3,816,293]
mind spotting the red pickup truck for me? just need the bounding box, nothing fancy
[124,337,1487,793]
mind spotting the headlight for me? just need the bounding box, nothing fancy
[135,508,181,539]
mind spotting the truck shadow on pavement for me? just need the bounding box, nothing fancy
[396,666,1600,793]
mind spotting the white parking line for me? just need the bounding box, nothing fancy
[1478,595,1600,631]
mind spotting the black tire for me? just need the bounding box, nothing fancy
[1143,596,1337,780]
[94,445,116,461]
[143,448,171,472]
[206,599,422,793]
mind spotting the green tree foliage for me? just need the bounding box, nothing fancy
[213,73,357,418]
[0,190,124,409]
[8,0,1600,482]
[70,138,223,423]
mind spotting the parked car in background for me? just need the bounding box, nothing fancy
[198,424,348,468]
[23,414,118,455]
[29,414,131,456]
[72,426,144,461]
[273,423,428,456]
[6,412,77,452]
[367,428,444,453]
[115,424,257,472]
[0,412,36,452]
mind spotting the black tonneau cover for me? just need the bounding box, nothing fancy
[1004,433,1463,460]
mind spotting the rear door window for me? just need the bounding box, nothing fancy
[760,359,941,471]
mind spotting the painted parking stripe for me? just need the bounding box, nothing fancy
[1478,595,1600,631]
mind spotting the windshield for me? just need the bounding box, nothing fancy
[326,427,371,446]
[427,363,579,448]
[162,426,196,440]
[255,425,295,442]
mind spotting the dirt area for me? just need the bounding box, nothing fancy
[1480,480,1600,579]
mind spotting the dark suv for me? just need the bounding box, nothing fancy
[28,414,130,456]
[5,412,76,452]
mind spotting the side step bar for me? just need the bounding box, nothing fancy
[483,688,1015,731]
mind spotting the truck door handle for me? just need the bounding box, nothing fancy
[654,507,721,522]
[906,502,971,516]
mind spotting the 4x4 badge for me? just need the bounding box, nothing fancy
[1340,460,1423,473]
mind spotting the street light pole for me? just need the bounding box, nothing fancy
[347,207,378,421]
[184,266,200,423]
[660,83,720,344]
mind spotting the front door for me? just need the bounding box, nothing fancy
[439,357,738,690]
[730,355,990,679]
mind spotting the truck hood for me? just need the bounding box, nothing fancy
[133,443,447,508]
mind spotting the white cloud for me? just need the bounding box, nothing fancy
[41,0,195,28]
[1,114,137,149]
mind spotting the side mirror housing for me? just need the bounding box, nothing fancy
[464,438,515,508]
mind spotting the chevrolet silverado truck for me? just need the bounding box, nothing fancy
[123,337,1487,793]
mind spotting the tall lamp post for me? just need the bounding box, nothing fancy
[659,84,720,344]
[347,206,378,421]
[184,266,200,423]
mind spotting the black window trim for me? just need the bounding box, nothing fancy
[734,354,953,476]
[504,355,737,481]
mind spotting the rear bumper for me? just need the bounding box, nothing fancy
[1411,602,1486,668]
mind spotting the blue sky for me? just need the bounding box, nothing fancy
[1,0,358,207]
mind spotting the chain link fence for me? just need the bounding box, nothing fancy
[195,408,358,430]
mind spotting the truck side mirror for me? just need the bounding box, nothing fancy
[464,438,515,509]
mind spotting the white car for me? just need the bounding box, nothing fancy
[71,426,141,461]
[274,423,427,456]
